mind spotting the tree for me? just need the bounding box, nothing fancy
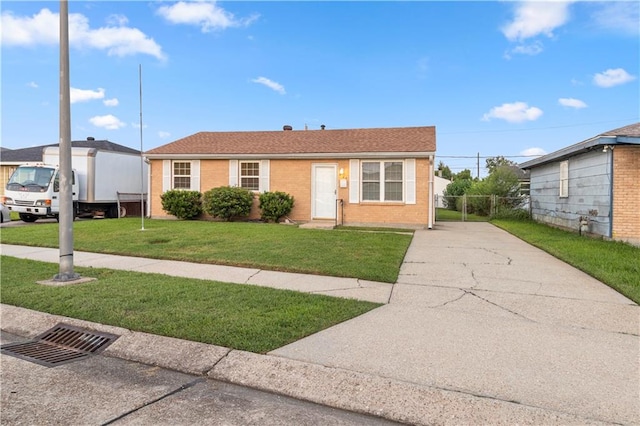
[436,161,453,180]
[485,156,517,175]
[454,169,473,181]
[466,165,524,216]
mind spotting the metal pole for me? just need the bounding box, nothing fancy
[55,0,79,281]
[139,64,145,231]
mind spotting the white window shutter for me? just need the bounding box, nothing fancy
[349,159,359,203]
[405,158,416,204]
[229,160,238,186]
[190,160,200,191]
[260,160,270,192]
[162,160,171,192]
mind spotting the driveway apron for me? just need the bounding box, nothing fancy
[270,222,640,425]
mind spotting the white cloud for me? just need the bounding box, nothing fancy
[103,98,119,107]
[89,114,125,130]
[251,76,286,95]
[70,87,105,104]
[0,8,166,60]
[157,1,258,33]
[505,41,544,58]
[158,131,171,139]
[590,2,640,36]
[593,68,636,88]
[482,102,543,123]
[521,147,547,157]
[106,14,129,27]
[502,1,572,41]
[27,81,38,88]
[558,97,587,109]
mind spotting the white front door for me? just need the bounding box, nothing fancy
[312,164,337,219]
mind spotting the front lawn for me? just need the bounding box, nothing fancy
[0,256,381,353]
[0,218,412,283]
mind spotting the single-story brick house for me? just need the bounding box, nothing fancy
[519,123,640,246]
[144,125,437,228]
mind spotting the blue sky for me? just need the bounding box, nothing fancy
[1,1,638,175]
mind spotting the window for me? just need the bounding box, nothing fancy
[162,160,199,192]
[229,160,269,192]
[173,162,191,189]
[361,161,403,202]
[240,161,260,191]
[559,160,568,198]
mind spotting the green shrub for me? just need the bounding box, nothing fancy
[203,186,254,221]
[160,190,203,220]
[259,191,295,222]
[491,206,531,221]
[443,179,472,210]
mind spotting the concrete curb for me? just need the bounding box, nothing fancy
[1,304,611,425]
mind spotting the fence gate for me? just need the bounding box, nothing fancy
[435,194,529,222]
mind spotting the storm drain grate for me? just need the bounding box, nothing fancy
[1,323,119,367]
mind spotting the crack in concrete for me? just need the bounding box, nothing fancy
[244,270,262,284]
[466,291,534,322]
[101,377,207,425]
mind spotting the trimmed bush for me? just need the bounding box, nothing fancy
[203,186,253,221]
[160,190,203,220]
[259,191,294,222]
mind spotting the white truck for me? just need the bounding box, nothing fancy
[3,145,147,222]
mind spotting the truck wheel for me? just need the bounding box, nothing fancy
[107,205,119,218]
[19,214,38,223]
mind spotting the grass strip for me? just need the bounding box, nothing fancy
[0,256,382,353]
[0,218,412,283]
[492,219,640,304]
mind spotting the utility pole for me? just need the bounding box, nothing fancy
[54,0,79,281]
[477,152,480,179]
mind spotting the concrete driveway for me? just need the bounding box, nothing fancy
[270,222,639,424]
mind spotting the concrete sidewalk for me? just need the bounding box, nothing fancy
[1,222,638,425]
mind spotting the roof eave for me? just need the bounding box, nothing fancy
[145,151,436,160]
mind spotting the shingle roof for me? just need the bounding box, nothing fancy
[145,126,436,159]
[0,140,140,163]
[601,122,640,137]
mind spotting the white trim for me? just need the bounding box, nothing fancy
[260,159,270,192]
[190,160,200,191]
[349,159,359,203]
[162,160,171,192]
[405,158,416,205]
[229,160,238,186]
[147,151,436,160]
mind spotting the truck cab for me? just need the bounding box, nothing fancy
[3,164,78,222]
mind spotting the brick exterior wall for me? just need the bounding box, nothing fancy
[612,146,640,245]
[150,158,432,227]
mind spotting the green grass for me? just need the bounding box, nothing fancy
[0,256,381,353]
[435,208,489,222]
[0,218,412,283]
[492,219,640,304]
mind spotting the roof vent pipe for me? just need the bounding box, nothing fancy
[283,125,293,131]
[321,124,326,130]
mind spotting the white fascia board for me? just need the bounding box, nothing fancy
[145,151,436,160]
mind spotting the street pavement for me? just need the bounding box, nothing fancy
[1,222,638,425]
[1,330,399,426]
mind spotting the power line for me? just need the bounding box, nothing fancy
[436,154,541,159]
[438,118,637,135]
